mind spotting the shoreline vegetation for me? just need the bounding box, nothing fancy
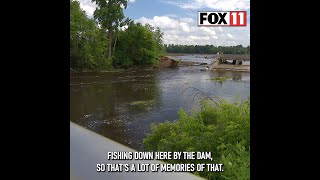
[70,1,249,72]
[143,98,250,180]
[70,53,250,74]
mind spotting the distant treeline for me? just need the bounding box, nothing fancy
[70,0,249,71]
[164,44,250,54]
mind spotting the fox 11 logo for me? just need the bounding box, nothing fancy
[198,11,247,26]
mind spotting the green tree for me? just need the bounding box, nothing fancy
[70,0,109,70]
[145,24,165,53]
[113,22,164,68]
[92,0,129,61]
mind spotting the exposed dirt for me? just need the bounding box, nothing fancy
[158,56,179,68]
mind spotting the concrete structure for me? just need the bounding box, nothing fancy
[209,54,250,71]
[70,122,204,180]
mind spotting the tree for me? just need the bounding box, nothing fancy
[113,22,164,68]
[70,0,109,70]
[145,24,165,53]
[92,0,129,61]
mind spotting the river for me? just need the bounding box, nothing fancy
[169,54,250,65]
[70,65,250,150]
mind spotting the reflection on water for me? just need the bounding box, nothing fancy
[70,67,250,150]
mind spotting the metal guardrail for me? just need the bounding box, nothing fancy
[70,122,204,180]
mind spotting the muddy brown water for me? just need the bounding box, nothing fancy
[70,66,250,150]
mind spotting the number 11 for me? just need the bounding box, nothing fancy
[231,12,245,25]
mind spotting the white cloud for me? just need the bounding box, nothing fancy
[227,33,233,38]
[179,22,190,32]
[137,16,249,46]
[227,40,237,46]
[163,14,179,18]
[179,17,194,24]
[164,0,250,10]
[78,0,135,18]
[79,0,96,17]
[81,4,95,17]
[211,36,218,39]
[120,25,128,31]
[200,27,216,36]
[189,36,210,40]
[211,0,249,11]
[138,16,178,30]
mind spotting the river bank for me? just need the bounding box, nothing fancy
[71,53,250,74]
[70,66,156,74]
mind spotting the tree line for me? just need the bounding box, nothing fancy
[164,44,250,54]
[70,0,164,70]
[70,0,249,71]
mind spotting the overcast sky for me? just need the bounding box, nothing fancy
[78,0,250,46]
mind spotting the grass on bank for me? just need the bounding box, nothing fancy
[143,98,250,180]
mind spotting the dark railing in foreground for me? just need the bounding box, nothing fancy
[70,122,204,180]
